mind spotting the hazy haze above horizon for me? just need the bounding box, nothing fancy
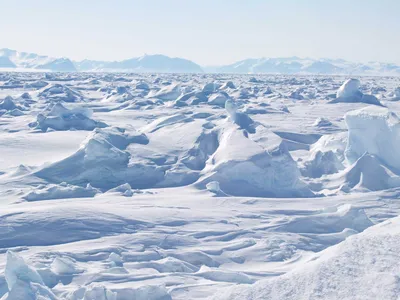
[1,0,399,65]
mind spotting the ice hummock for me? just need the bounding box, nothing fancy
[345,106,400,170]
[196,125,314,197]
[31,102,107,131]
[3,251,57,300]
[330,78,383,106]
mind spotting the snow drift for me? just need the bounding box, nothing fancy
[215,215,400,300]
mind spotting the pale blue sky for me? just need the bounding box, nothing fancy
[1,0,399,65]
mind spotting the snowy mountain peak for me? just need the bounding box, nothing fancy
[0,48,76,71]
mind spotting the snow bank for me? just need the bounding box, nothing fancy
[31,103,107,131]
[274,204,373,234]
[345,106,400,170]
[38,83,83,103]
[216,216,400,300]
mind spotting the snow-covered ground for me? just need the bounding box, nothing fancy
[1,72,400,299]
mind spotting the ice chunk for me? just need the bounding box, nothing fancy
[313,117,332,127]
[208,92,229,107]
[149,83,181,101]
[4,280,58,300]
[336,78,361,98]
[331,78,382,106]
[0,96,17,111]
[108,252,123,266]
[32,103,107,131]
[345,106,400,170]
[225,99,255,133]
[302,150,344,178]
[5,251,43,291]
[82,285,117,300]
[38,83,83,103]
[197,126,314,197]
[51,257,78,275]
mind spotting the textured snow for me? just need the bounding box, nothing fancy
[1,72,400,299]
[216,216,400,300]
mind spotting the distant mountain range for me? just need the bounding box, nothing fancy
[1,48,400,75]
[207,57,400,75]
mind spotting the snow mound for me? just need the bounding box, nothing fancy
[216,216,400,300]
[220,81,236,90]
[142,113,193,133]
[274,204,373,234]
[0,97,15,111]
[302,150,344,178]
[50,256,78,275]
[38,84,83,102]
[173,91,208,106]
[196,126,314,197]
[313,117,333,127]
[5,109,25,117]
[208,92,229,107]
[206,181,228,196]
[334,153,400,192]
[345,106,400,170]
[24,80,48,89]
[289,88,304,100]
[330,78,383,106]
[149,83,181,101]
[23,182,99,201]
[31,103,107,131]
[135,81,150,90]
[102,86,134,102]
[34,127,158,190]
[202,82,221,94]
[225,99,256,133]
[196,266,255,284]
[336,78,361,98]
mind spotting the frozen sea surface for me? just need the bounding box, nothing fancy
[1,72,400,299]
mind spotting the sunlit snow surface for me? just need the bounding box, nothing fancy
[1,72,400,299]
